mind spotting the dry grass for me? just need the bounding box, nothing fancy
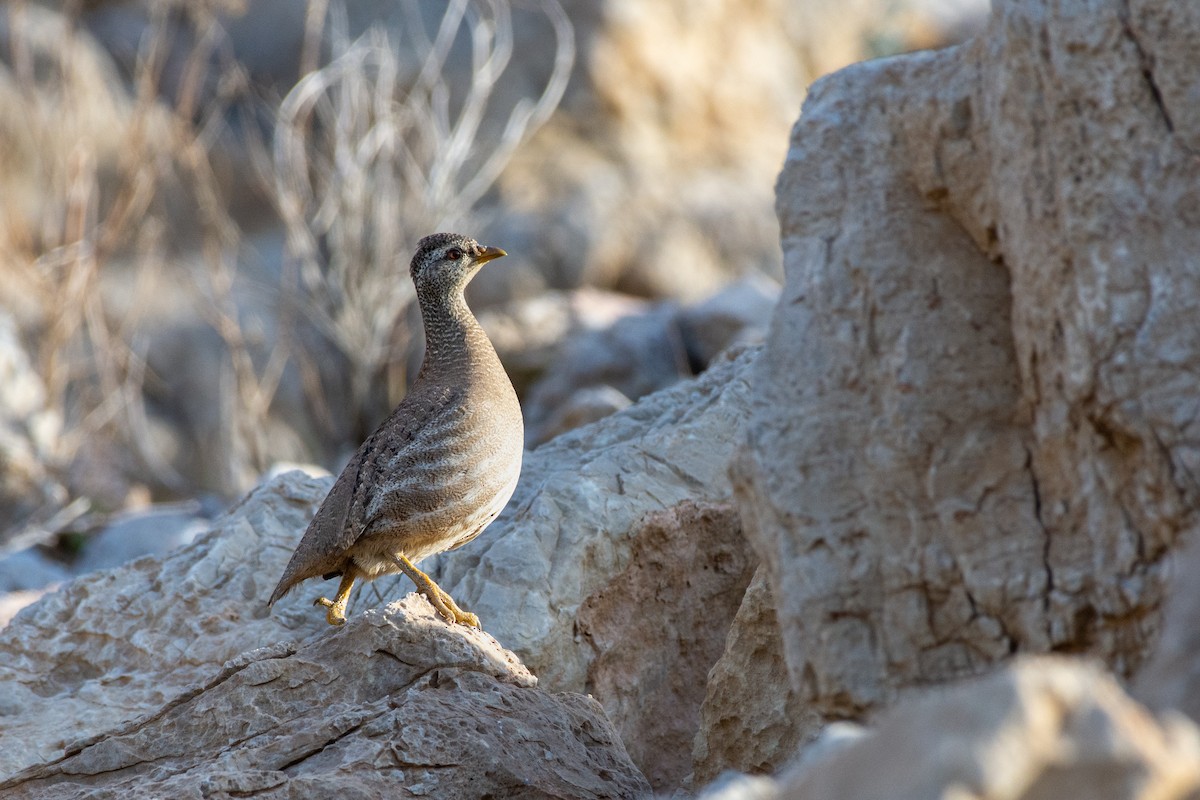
[0,0,573,543]
[271,0,573,433]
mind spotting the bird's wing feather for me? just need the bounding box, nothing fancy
[268,383,462,603]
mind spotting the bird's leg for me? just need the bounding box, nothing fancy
[314,571,357,626]
[388,554,481,629]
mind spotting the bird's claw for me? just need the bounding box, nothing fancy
[424,586,481,629]
[314,595,347,626]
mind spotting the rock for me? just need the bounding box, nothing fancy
[477,288,652,398]
[0,590,50,631]
[1135,532,1200,725]
[2,601,648,799]
[732,0,1200,734]
[677,275,780,369]
[783,657,1200,800]
[690,771,781,800]
[0,472,327,778]
[522,299,689,446]
[74,505,209,574]
[534,384,632,446]
[691,568,813,787]
[392,346,758,702]
[0,548,70,594]
[516,283,778,446]
[576,500,757,792]
[0,472,649,799]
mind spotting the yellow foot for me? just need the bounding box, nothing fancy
[389,553,482,629]
[427,585,481,629]
[313,571,357,626]
[314,596,347,626]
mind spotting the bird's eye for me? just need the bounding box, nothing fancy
[446,248,463,261]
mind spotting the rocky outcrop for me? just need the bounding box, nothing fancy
[10,0,1200,795]
[783,658,1200,800]
[0,474,649,798]
[733,0,1200,733]
[0,346,759,794]
[576,500,757,792]
[691,568,812,787]
[694,658,1200,800]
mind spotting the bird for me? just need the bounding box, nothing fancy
[268,233,524,628]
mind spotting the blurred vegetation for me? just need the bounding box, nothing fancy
[0,0,572,545]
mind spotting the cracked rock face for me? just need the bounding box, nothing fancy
[733,0,1200,730]
[0,474,649,798]
[575,500,758,792]
[691,568,813,787]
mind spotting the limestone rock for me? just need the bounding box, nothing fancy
[1135,532,1200,725]
[733,0,1200,732]
[0,473,326,779]
[677,276,780,370]
[0,473,649,798]
[0,548,70,594]
[576,500,757,792]
[522,300,688,447]
[75,505,209,574]
[0,590,52,630]
[691,568,813,787]
[534,384,633,447]
[690,771,781,800]
[2,601,647,799]
[784,657,1200,800]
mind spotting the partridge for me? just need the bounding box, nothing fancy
[268,233,524,628]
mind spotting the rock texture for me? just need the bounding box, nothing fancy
[576,500,757,792]
[692,658,1200,800]
[1135,532,1200,725]
[783,658,1200,800]
[0,473,649,798]
[691,568,812,787]
[733,0,1200,732]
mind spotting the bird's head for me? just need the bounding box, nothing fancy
[410,232,507,298]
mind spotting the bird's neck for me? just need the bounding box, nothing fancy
[418,289,496,376]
